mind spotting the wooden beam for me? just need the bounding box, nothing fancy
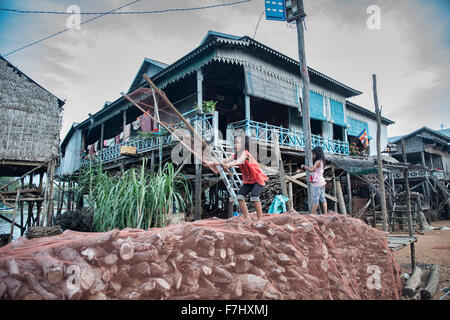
[1,188,40,195]
[354,199,372,219]
[284,174,338,203]
[336,180,347,215]
[273,130,293,210]
[403,267,422,297]
[331,165,338,212]
[420,265,440,300]
[402,138,416,270]
[346,173,352,215]
[8,189,21,243]
[0,162,48,191]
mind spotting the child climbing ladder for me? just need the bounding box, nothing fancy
[208,135,268,223]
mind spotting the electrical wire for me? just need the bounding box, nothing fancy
[1,0,252,57]
[0,0,252,15]
[2,0,141,57]
[253,10,265,39]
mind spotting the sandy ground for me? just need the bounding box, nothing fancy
[392,220,450,300]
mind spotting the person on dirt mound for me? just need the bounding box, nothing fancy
[208,135,268,224]
[301,146,328,215]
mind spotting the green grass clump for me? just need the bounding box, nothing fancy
[78,159,191,232]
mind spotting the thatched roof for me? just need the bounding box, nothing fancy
[0,56,64,164]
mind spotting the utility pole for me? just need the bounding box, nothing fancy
[373,74,388,231]
[402,138,415,270]
[294,0,313,212]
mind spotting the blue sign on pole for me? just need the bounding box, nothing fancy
[265,0,286,21]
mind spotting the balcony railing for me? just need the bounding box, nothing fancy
[227,119,349,156]
[393,170,445,180]
[80,112,215,168]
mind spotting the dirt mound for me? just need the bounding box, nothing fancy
[0,211,402,300]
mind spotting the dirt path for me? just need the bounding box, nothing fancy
[392,220,450,300]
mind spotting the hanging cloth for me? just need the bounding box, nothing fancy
[132,119,141,131]
[124,124,131,142]
[140,114,152,132]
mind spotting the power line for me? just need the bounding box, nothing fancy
[1,0,252,57]
[0,0,252,15]
[253,10,265,39]
[2,0,141,57]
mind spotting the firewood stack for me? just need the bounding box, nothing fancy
[396,191,424,206]
[247,176,281,213]
[0,212,402,300]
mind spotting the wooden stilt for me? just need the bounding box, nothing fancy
[371,188,376,227]
[288,164,294,211]
[402,139,415,270]
[273,130,292,210]
[336,180,347,215]
[58,181,66,215]
[8,189,21,243]
[332,165,338,212]
[373,74,388,231]
[346,173,352,215]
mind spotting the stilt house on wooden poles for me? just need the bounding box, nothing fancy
[0,56,64,241]
[59,31,398,222]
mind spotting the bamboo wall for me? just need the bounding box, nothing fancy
[0,58,63,163]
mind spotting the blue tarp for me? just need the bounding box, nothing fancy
[268,195,289,214]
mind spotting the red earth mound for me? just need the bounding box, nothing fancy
[0,211,402,300]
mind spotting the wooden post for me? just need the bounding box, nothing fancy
[8,189,21,243]
[336,180,347,215]
[59,180,66,215]
[195,69,203,221]
[122,109,127,131]
[331,165,338,212]
[81,131,86,154]
[402,138,415,270]
[346,172,352,215]
[288,164,294,211]
[47,160,56,226]
[100,123,104,150]
[371,188,376,227]
[150,151,155,174]
[273,130,292,210]
[20,179,24,236]
[373,74,388,231]
[227,197,233,219]
[296,0,313,213]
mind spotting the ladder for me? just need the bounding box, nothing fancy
[210,140,243,210]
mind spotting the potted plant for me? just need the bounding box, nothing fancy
[194,100,217,114]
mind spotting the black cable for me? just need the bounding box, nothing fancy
[0,0,251,15]
[253,10,265,39]
[2,0,141,57]
[2,0,252,57]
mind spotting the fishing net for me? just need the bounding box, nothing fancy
[124,83,218,169]
[0,211,402,300]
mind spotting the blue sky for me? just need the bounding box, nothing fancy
[0,0,449,139]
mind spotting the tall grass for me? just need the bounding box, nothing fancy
[78,160,191,232]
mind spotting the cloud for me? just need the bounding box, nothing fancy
[1,0,448,139]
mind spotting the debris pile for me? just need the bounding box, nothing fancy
[53,209,94,232]
[0,211,402,300]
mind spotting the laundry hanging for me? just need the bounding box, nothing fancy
[140,114,152,132]
[124,124,131,142]
[132,119,141,131]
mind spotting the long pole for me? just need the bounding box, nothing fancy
[296,0,313,213]
[373,74,388,231]
[402,138,415,270]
